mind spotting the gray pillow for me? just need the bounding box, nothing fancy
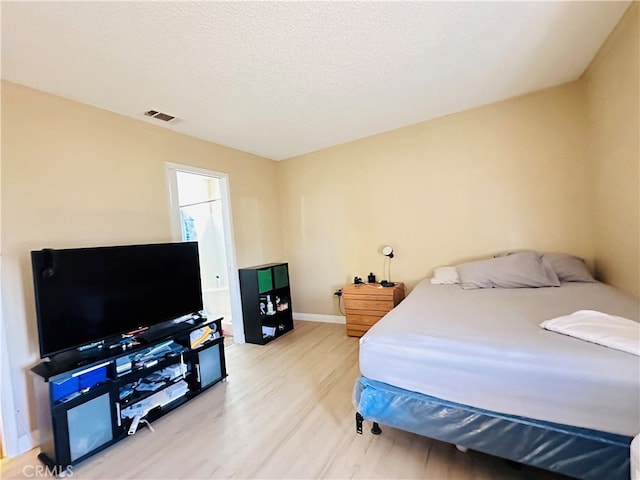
[493,249,537,258]
[457,251,560,289]
[495,250,596,283]
[543,253,596,283]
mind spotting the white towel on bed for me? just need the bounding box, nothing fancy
[540,310,640,356]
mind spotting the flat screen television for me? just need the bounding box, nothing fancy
[31,242,203,359]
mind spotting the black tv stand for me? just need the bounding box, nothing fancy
[31,316,227,470]
[46,347,104,372]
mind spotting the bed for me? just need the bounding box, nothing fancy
[353,253,639,480]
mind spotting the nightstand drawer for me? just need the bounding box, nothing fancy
[343,297,395,312]
[343,290,396,300]
[346,313,384,326]
[346,324,372,337]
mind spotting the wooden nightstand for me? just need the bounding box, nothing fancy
[343,283,405,337]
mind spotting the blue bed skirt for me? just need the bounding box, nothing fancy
[354,376,632,480]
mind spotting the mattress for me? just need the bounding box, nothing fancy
[359,280,640,436]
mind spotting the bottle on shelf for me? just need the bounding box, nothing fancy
[266,295,275,316]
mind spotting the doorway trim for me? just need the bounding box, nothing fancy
[0,256,21,458]
[165,162,245,344]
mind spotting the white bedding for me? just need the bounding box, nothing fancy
[541,310,640,356]
[359,280,640,436]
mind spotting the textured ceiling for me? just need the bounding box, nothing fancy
[1,1,630,160]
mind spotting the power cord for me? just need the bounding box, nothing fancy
[334,289,344,315]
[140,419,154,432]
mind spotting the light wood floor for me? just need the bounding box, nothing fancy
[1,321,567,479]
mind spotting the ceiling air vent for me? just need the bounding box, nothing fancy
[143,109,181,124]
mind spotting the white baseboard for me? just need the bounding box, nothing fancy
[293,312,345,324]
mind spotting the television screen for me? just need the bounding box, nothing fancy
[31,242,203,358]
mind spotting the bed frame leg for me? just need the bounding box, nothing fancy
[356,412,382,435]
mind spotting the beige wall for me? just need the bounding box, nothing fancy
[1,81,282,439]
[583,3,639,299]
[278,82,595,315]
